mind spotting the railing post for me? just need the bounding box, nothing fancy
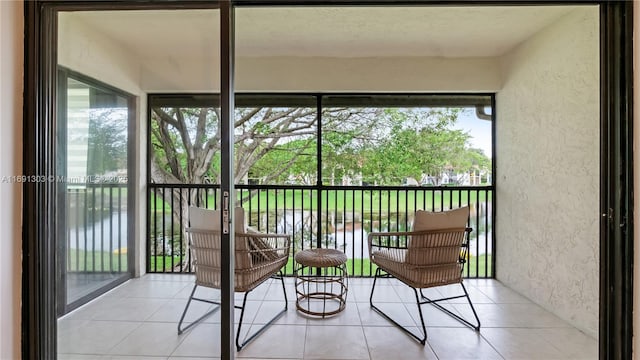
[146,184,494,280]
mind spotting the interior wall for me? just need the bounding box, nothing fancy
[58,13,147,276]
[142,56,501,92]
[58,14,142,95]
[0,0,23,358]
[496,7,599,337]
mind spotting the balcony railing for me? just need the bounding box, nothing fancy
[65,183,129,274]
[147,183,494,278]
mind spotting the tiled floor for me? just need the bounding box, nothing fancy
[58,274,597,359]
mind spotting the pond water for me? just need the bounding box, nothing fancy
[268,203,492,259]
[144,202,492,260]
[68,210,129,252]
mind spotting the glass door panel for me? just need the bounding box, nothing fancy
[57,70,134,313]
[56,6,227,357]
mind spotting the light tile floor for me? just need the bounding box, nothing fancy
[58,274,597,359]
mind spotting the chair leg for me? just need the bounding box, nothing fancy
[460,282,481,331]
[419,282,481,331]
[177,284,221,335]
[369,268,427,345]
[236,272,288,351]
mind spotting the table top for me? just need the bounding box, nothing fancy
[294,248,347,267]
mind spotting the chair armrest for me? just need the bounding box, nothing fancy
[238,232,292,259]
[368,231,413,257]
[186,227,292,257]
[369,227,471,239]
[367,227,472,259]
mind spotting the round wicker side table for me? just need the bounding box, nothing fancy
[294,248,348,317]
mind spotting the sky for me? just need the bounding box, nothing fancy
[456,109,493,158]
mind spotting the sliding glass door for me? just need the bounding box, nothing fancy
[56,68,135,314]
[53,4,232,357]
[20,1,631,359]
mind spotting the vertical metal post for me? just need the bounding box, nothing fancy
[220,2,235,359]
[23,1,58,356]
[600,2,634,359]
[315,96,322,278]
[490,94,497,279]
[316,96,323,250]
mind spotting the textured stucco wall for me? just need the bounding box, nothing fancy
[141,56,502,92]
[58,14,142,95]
[58,14,148,276]
[0,1,23,358]
[496,7,599,337]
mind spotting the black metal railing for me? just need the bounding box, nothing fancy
[65,183,129,274]
[147,183,494,278]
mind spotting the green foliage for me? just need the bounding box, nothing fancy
[149,255,183,272]
[359,108,474,185]
[150,104,490,187]
[87,109,128,176]
[251,139,317,183]
[163,254,491,277]
[464,147,491,172]
[148,188,492,213]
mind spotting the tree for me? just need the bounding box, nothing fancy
[150,104,381,268]
[462,147,492,184]
[358,108,482,185]
[75,108,128,179]
[249,138,317,184]
[150,106,381,186]
[246,109,389,185]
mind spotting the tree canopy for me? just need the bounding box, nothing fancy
[150,104,491,187]
[85,108,128,177]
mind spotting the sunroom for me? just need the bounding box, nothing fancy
[23,1,629,359]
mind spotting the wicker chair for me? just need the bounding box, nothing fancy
[368,206,480,344]
[178,206,291,351]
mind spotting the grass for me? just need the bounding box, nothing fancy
[250,189,491,213]
[149,254,492,278]
[67,248,128,272]
[149,255,185,272]
[150,188,492,213]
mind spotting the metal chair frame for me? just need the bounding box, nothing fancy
[368,225,481,344]
[178,270,288,351]
[369,268,480,345]
[177,206,291,352]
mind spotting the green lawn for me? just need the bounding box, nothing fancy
[149,255,185,272]
[150,188,492,213]
[67,248,128,272]
[243,189,490,212]
[290,254,491,278]
[149,254,492,278]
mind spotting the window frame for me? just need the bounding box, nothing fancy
[55,66,137,316]
[21,2,633,359]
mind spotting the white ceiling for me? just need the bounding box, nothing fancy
[67,5,581,60]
